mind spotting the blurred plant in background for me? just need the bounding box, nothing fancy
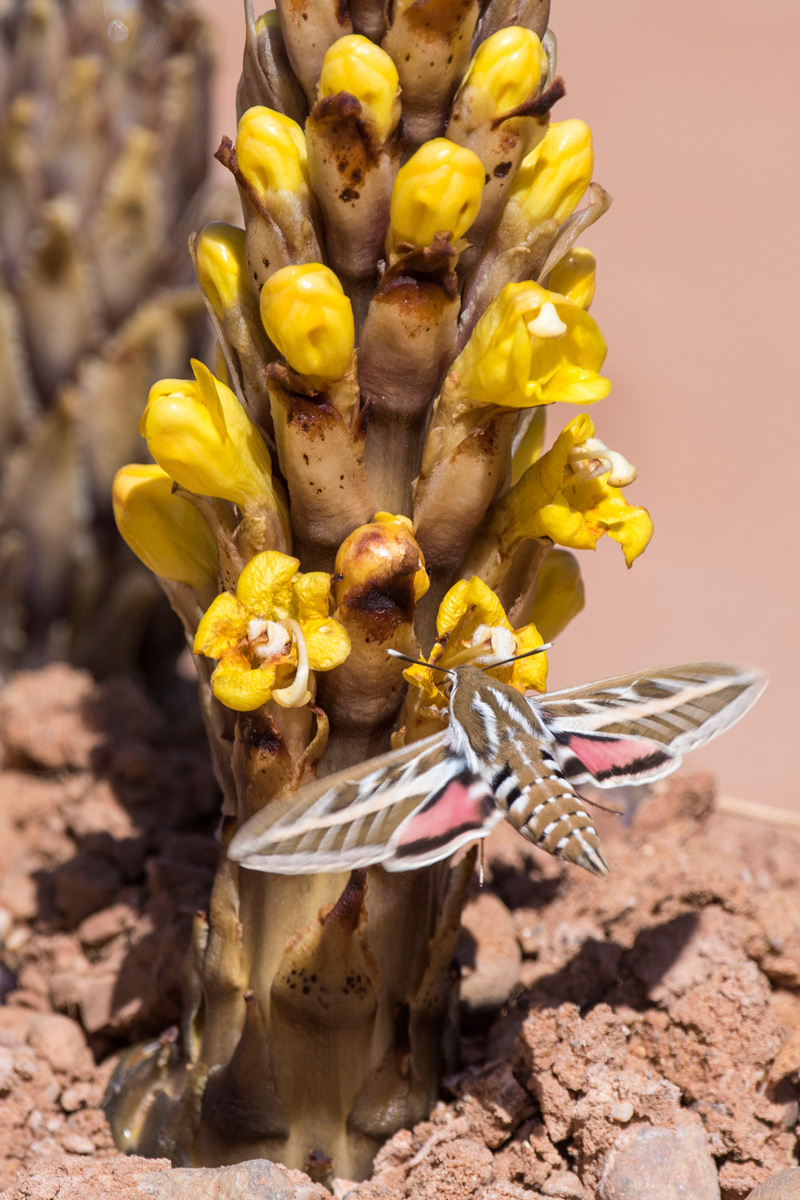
[0,0,220,677]
[106,0,653,1183]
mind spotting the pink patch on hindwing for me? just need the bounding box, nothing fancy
[564,733,673,781]
[395,776,492,850]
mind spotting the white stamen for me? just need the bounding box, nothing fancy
[527,301,567,339]
[470,624,516,665]
[247,617,268,640]
[272,618,311,708]
[252,620,291,661]
[569,437,637,487]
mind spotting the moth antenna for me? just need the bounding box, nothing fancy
[479,840,485,887]
[579,792,624,818]
[480,642,553,671]
[386,649,455,676]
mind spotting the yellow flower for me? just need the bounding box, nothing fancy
[507,119,593,227]
[193,222,249,320]
[456,27,548,124]
[549,247,596,311]
[453,281,610,409]
[140,360,282,515]
[193,551,351,711]
[387,138,485,252]
[236,106,308,196]
[530,550,585,641]
[318,35,400,141]
[405,575,547,706]
[112,464,218,593]
[497,414,653,566]
[260,263,355,388]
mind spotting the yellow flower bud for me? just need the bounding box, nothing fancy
[112,464,218,592]
[235,106,308,196]
[549,247,597,310]
[259,263,354,387]
[140,360,277,510]
[388,138,485,251]
[457,27,548,124]
[508,119,593,227]
[193,222,249,320]
[454,281,610,409]
[318,35,400,142]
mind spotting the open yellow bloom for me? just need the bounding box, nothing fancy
[498,414,653,565]
[404,575,547,706]
[549,247,597,311]
[140,360,281,514]
[454,281,610,409]
[456,27,548,124]
[507,119,593,227]
[112,464,218,593]
[193,222,249,320]
[236,106,308,196]
[318,35,400,141]
[260,263,355,388]
[193,551,351,711]
[388,138,485,251]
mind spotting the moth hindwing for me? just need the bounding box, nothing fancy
[228,660,766,879]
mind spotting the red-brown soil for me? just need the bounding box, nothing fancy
[0,664,798,1198]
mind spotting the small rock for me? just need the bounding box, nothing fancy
[26,1013,93,1076]
[137,1159,326,1198]
[542,1170,585,1198]
[59,1083,93,1113]
[745,1168,800,1198]
[458,892,521,1016]
[611,1102,634,1123]
[598,1122,720,1200]
[60,1133,94,1155]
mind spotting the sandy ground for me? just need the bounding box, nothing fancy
[0,663,798,1198]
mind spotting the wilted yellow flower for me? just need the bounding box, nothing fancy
[193,222,249,320]
[497,414,653,565]
[140,360,281,514]
[405,575,547,705]
[260,263,355,388]
[453,280,610,409]
[388,138,485,251]
[236,106,308,196]
[507,119,593,227]
[318,35,400,142]
[334,512,430,604]
[456,27,548,124]
[112,464,218,593]
[193,551,351,711]
[549,247,597,310]
[530,550,585,641]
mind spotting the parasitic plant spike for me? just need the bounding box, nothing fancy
[103,0,680,1183]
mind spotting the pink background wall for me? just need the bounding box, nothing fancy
[194,0,799,810]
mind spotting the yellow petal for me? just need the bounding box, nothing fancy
[535,497,599,551]
[236,106,308,195]
[549,247,597,311]
[236,551,301,616]
[194,592,250,658]
[318,35,400,141]
[303,618,352,671]
[436,576,508,639]
[260,263,355,388]
[112,464,218,592]
[509,622,548,694]
[388,138,485,251]
[403,662,446,702]
[210,652,278,712]
[294,572,333,621]
[586,493,654,567]
[530,550,585,641]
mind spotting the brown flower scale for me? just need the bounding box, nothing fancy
[104,0,621,1182]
